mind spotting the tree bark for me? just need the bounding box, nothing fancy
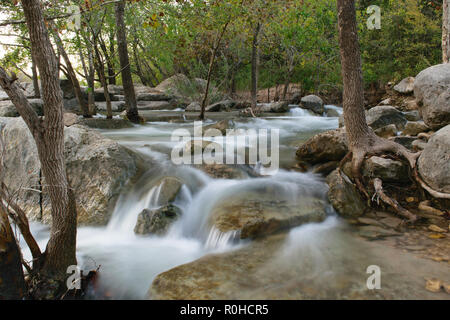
[5,0,78,281]
[444,0,450,63]
[115,0,140,123]
[251,23,261,110]
[93,38,113,119]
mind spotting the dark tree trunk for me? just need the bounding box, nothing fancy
[444,0,450,63]
[115,0,140,123]
[31,52,40,98]
[93,38,113,119]
[251,23,261,110]
[0,0,78,281]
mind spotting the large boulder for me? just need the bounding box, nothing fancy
[137,101,173,110]
[417,125,450,193]
[393,77,415,94]
[0,99,44,117]
[365,106,407,130]
[300,95,325,114]
[326,169,366,218]
[134,204,181,236]
[296,129,348,165]
[414,64,450,130]
[209,194,327,239]
[136,92,173,102]
[0,117,138,225]
[258,101,289,113]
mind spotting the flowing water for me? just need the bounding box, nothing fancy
[20,106,449,299]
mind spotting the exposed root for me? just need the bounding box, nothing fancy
[413,167,450,199]
[373,178,417,222]
[351,149,369,198]
[338,151,352,171]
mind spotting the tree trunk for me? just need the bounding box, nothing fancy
[337,0,372,151]
[115,0,140,123]
[200,21,229,120]
[8,0,78,281]
[87,50,96,115]
[444,0,450,63]
[0,201,26,299]
[31,52,40,98]
[53,32,90,118]
[108,31,116,85]
[251,23,261,110]
[93,39,113,119]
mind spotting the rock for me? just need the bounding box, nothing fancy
[362,156,409,182]
[418,125,450,193]
[198,164,248,179]
[136,92,173,101]
[93,88,116,102]
[403,99,419,111]
[209,196,327,239]
[63,113,80,127]
[389,136,416,150]
[258,101,290,113]
[403,110,421,121]
[137,101,173,110]
[206,100,236,112]
[204,119,234,135]
[425,279,443,293]
[0,101,18,117]
[325,108,340,117]
[152,177,183,205]
[78,118,134,129]
[0,117,138,225]
[60,79,75,99]
[358,226,401,240]
[184,140,219,155]
[357,217,383,227]
[296,129,348,165]
[290,92,302,104]
[414,64,450,130]
[412,139,427,151]
[379,216,403,229]
[95,101,126,112]
[107,85,124,95]
[393,77,415,94]
[300,95,324,114]
[134,205,181,236]
[185,101,201,112]
[403,121,429,136]
[365,106,407,130]
[374,124,397,138]
[114,95,125,101]
[312,161,339,176]
[326,170,366,218]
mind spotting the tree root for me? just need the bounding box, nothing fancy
[373,178,417,222]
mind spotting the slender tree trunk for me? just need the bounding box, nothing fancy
[1,0,78,281]
[444,0,450,63]
[251,23,261,110]
[93,39,113,119]
[53,32,90,118]
[87,50,96,115]
[200,21,229,120]
[108,31,116,85]
[115,0,140,123]
[31,52,40,98]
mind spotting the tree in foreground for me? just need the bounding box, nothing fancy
[444,0,450,63]
[0,0,78,298]
[337,0,449,221]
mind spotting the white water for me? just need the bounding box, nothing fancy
[21,106,343,299]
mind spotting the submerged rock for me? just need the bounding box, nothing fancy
[134,205,181,236]
[414,64,450,130]
[326,169,366,218]
[418,125,450,193]
[296,128,348,165]
[209,195,327,239]
[0,117,138,225]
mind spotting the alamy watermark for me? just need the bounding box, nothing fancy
[366,265,381,289]
[367,5,381,30]
[170,121,280,173]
